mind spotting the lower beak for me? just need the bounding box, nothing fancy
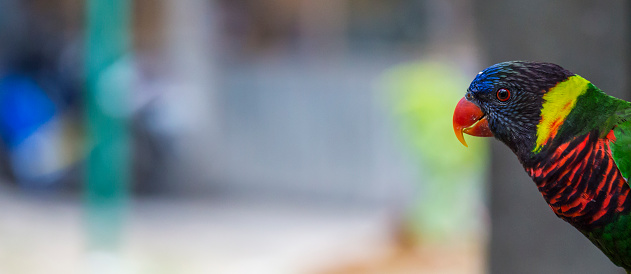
[453,97,493,147]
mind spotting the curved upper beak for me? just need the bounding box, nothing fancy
[453,97,493,147]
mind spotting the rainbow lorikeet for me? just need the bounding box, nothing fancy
[453,61,631,272]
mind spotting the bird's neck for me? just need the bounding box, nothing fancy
[531,75,592,154]
[523,81,625,164]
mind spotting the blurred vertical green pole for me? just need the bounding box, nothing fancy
[85,0,132,252]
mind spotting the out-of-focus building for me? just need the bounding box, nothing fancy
[0,1,488,273]
[0,0,477,203]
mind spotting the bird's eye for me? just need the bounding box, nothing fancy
[465,92,473,101]
[496,88,511,102]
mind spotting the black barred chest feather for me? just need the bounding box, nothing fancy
[524,130,631,231]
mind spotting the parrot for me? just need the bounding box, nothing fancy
[452,61,631,272]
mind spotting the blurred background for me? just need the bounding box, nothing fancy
[0,0,626,273]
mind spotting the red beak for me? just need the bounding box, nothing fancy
[453,97,493,147]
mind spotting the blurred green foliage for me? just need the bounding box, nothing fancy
[382,61,489,243]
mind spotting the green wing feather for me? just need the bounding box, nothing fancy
[609,105,631,182]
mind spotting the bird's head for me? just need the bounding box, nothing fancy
[453,61,581,159]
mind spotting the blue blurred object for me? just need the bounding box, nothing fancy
[0,73,56,148]
[0,72,65,188]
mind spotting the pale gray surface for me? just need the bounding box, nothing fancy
[0,190,395,274]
